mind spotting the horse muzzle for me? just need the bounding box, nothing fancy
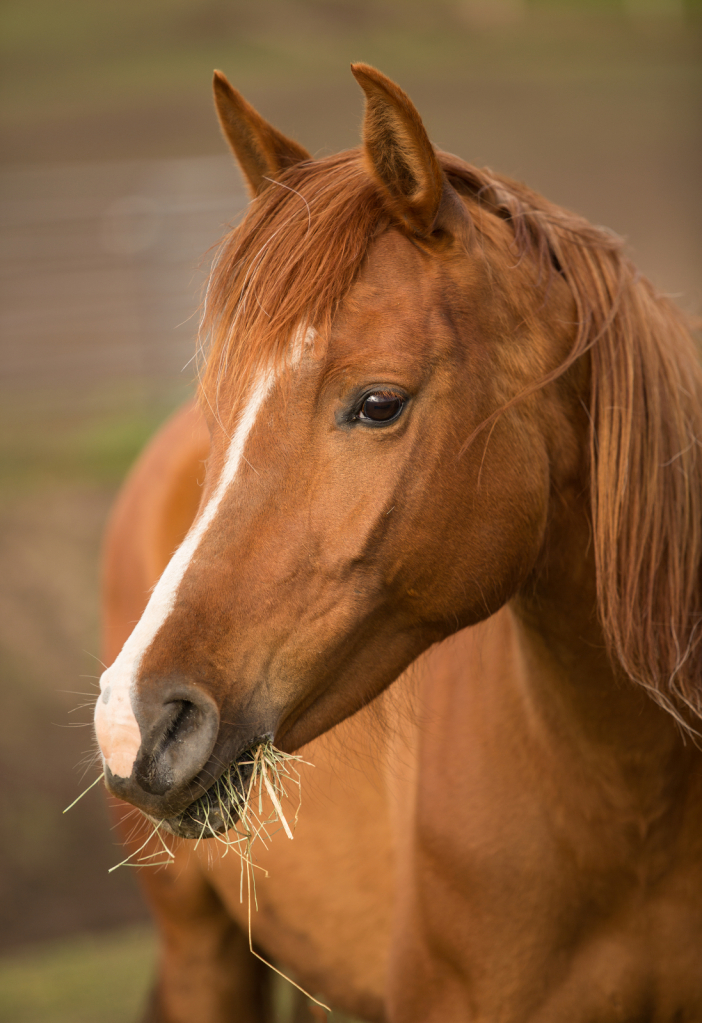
[95,675,221,817]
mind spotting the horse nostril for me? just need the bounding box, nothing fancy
[132,684,219,797]
[163,700,200,750]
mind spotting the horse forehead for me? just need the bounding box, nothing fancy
[332,231,457,354]
[357,228,443,296]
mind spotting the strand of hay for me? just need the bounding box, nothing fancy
[63,770,105,813]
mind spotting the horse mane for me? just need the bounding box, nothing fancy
[200,148,702,728]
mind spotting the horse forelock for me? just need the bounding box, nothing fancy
[199,144,702,729]
[198,150,386,429]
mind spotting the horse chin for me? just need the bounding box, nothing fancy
[152,806,234,840]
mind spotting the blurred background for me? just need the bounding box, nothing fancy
[0,1,700,1020]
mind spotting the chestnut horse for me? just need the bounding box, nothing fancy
[96,65,702,1022]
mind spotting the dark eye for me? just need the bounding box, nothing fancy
[357,391,405,424]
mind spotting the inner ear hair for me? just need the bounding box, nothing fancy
[213,71,311,197]
[352,63,443,236]
[351,63,470,244]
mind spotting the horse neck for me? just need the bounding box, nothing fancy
[509,475,689,795]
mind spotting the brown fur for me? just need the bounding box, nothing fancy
[100,66,702,1021]
[202,87,702,730]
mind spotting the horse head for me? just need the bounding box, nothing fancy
[94,66,593,832]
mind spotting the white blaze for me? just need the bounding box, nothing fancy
[95,372,274,779]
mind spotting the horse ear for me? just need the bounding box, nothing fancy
[213,71,312,197]
[351,63,467,240]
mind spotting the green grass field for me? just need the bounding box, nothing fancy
[0,925,360,1022]
[0,927,156,1023]
[2,0,700,165]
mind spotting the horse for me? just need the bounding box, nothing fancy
[95,64,702,1022]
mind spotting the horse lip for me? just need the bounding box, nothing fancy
[104,760,213,818]
[148,731,275,840]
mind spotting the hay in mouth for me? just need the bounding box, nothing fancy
[105,738,306,869]
[158,738,304,842]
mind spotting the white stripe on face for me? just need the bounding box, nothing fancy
[94,371,274,779]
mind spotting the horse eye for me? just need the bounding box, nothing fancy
[358,391,405,424]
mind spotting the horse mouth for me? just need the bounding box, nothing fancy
[152,744,261,840]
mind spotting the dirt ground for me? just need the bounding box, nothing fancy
[0,2,700,1016]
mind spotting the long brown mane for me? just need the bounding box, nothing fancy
[200,148,702,728]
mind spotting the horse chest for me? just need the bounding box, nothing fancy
[386,620,702,1021]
